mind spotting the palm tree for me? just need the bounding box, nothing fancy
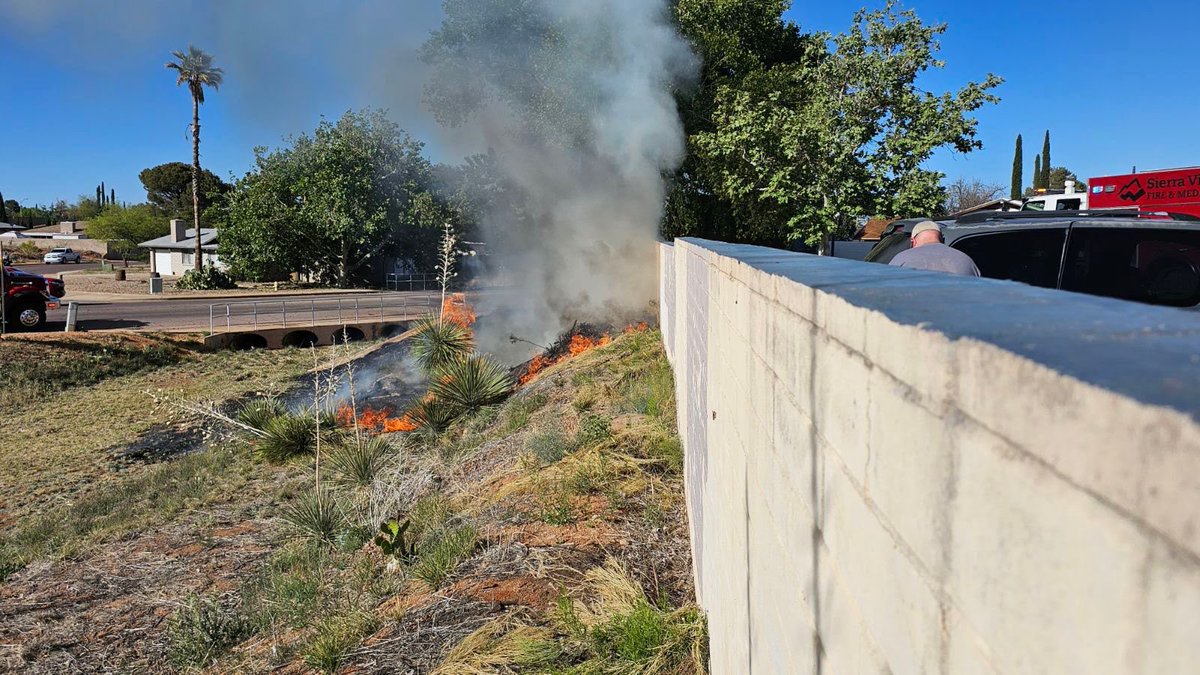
[166,45,223,272]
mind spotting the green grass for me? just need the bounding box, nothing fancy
[574,413,612,448]
[502,392,549,433]
[241,542,330,629]
[411,524,478,589]
[619,361,676,424]
[303,609,378,673]
[0,334,189,408]
[0,446,248,572]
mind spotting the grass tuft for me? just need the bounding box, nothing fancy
[526,425,571,466]
[411,524,478,589]
[328,435,396,487]
[256,413,318,462]
[166,594,251,670]
[502,392,549,432]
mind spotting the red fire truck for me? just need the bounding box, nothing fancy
[1088,167,1200,218]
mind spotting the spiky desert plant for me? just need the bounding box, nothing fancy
[282,489,348,544]
[430,354,513,414]
[237,396,287,432]
[409,397,462,435]
[409,315,473,374]
[328,435,396,487]
[257,413,318,462]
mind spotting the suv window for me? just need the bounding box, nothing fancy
[1062,228,1200,307]
[951,229,1067,288]
[1055,198,1082,210]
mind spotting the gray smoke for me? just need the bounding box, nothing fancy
[422,0,696,360]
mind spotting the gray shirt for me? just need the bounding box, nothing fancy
[889,243,980,277]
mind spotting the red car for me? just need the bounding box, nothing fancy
[2,266,64,330]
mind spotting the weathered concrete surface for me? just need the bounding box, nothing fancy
[659,238,1200,675]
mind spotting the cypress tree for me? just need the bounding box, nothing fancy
[0,190,7,223]
[96,185,102,205]
[1041,131,1051,189]
[1011,135,1023,200]
[1033,154,1043,191]
[101,181,107,207]
[110,188,115,205]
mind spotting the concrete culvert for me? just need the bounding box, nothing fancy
[335,326,366,343]
[380,323,402,338]
[281,330,319,348]
[229,333,268,351]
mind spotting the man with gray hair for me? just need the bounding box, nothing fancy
[888,220,980,277]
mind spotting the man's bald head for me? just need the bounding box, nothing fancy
[909,220,943,248]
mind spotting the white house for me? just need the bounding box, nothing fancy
[139,219,222,276]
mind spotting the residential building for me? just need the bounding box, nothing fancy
[139,219,222,276]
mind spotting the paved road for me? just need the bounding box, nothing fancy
[33,291,442,333]
[9,262,105,276]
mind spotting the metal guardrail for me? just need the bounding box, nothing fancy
[386,273,435,291]
[207,293,436,336]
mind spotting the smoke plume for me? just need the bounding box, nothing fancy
[420,0,695,359]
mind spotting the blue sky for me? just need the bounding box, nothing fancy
[2,0,1198,207]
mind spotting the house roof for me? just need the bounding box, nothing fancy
[139,227,219,251]
[0,222,26,231]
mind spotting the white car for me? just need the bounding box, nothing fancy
[42,247,82,264]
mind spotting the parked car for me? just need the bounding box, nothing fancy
[3,266,65,330]
[42,247,82,264]
[864,210,1200,309]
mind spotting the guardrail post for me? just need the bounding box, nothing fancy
[209,305,214,336]
[253,302,258,330]
[282,302,287,328]
[226,305,231,333]
[311,300,316,327]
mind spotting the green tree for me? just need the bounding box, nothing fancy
[166,45,224,272]
[1033,154,1043,191]
[219,109,440,286]
[1041,130,1051,190]
[685,1,1001,246]
[0,191,6,223]
[1011,134,1023,200]
[87,204,169,262]
[1047,166,1085,192]
[139,162,229,217]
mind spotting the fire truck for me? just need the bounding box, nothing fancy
[1087,167,1200,218]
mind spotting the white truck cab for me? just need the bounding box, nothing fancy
[1022,180,1088,211]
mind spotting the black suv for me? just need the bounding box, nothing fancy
[864,210,1200,309]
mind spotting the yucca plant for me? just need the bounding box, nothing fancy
[409,397,462,435]
[282,489,348,545]
[430,354,513,414]
[328,436,396,487]
[409,316,473,374]
[237,397,287,432]
[257,413,317,462]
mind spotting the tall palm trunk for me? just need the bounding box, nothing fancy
[191,95,202,272]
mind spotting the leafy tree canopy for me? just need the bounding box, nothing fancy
[218,109,443,286]
[138,162,230,218]
[680,0,1001,246]
[87,204,169,260]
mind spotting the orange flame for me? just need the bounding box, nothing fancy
[623,321,649,334]
[441,293,477,329]
[336,404,417,433]
[519,332,612,385]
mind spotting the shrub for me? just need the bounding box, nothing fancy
[282,490,348,545]
[411,524,477,589]
[166,594,250,669]
[256,413,317,461]
[328,435,395,487]
[575,414,612,448]
[237,397,286,432]
[526,426,570,465]
[430,354,512,414]
[409,397,461,435]
[409,316,473,374]
[176,264,237,290]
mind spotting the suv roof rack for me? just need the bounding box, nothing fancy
[954,209,1200,225]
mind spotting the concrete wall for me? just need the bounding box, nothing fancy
[660,238,1200,675]
[0,236,111,257]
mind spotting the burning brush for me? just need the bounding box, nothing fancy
[512,321,650,385]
